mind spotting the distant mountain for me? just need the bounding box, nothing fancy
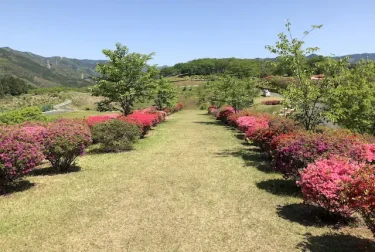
[340,53,375,63]
[0,47,106,88]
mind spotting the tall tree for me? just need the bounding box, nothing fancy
[203,76,258,111]
[266,21,325,130]
[93,43,158,115]
[326,59,375,134]
[154,78,177,110]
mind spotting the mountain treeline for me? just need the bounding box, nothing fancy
[160,58,266,78]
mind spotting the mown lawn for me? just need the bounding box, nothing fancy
[0,110,373,251]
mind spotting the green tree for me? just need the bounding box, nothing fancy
[154,78,177,110]
[203,76,258,111]
[266,20,325,130]
[326,60,375,134]
[93,43,158,115]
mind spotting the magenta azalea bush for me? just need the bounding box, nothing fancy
[44,119,92,172]
[270,130,370,179]
[0,126,44,191]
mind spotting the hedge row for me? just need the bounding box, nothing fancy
[0,103,184,193]
[209,105,375,238]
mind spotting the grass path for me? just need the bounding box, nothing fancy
[0,110,373,251]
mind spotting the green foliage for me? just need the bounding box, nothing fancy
[266,20,326,130]
[92,120,141,152]
[41,104,54,112]
[200,76,258,111]
[326,60,375,134]
[161,58,262,78]
[0,75,30,97]
[93,43,158,115]
[0,107,48,124]
[96,99,116,112]
[154,78,177,110]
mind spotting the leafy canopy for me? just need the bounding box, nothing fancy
[93,43,158,115]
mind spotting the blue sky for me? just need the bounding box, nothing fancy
[1,0,374,65]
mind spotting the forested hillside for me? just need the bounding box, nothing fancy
[0,47,105,87]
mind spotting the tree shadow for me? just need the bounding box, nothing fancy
[217,148,277,174]
[277,203,357,228]
[193,121,222,126]
[1,180,35,195]
[29,165,81,176]
[297,233,375,252]
[256,179,302,198]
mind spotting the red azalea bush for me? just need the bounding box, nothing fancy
[0,126,44,191]
[270,130,368,179]
[248,116,302,153]
[175,103,184,111]
[298,156,361,217]
[44,119,92,172]
[217,106,235,123]
[86,114,119,127]
[346,165,375,237]
[261,100,281,105]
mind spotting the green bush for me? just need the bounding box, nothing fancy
[0,107,48,124]
[92,120,141,152]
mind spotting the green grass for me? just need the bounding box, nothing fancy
[47,110,114,120]
[0,110,373,251]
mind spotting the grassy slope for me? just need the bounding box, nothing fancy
[0,110,373,251]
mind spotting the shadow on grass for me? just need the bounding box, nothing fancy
[1,180,35,195]
[30,165,81,176]
[193,121,222,126]
[296,233,375,252]
[217,147,276,174]
[277,203,357,228]
[256,179,302,198]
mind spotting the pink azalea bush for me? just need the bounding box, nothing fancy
[235,116,269,137]
[0,126,44,191]
[299,156,375,237]
[43,119,92,172]
[297,156,362,216]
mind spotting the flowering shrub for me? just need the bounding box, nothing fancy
[248,116,302,153]
[44,119,92,172]
[163,103,184,115]
[0,127,44,191]
[261,100,281,105]
[298,156,361,216]
[235,116,269,137]
[86,114,120,127]
[299,157,375,237]
[271,130,368,178]
[217,106,235,123]
[227,109,262,127]
[92,120,141,152]
[208,105,218,114]
[346,165,375,237]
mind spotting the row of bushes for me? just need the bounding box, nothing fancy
[0,103,184,193]
[209,105,375,238]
